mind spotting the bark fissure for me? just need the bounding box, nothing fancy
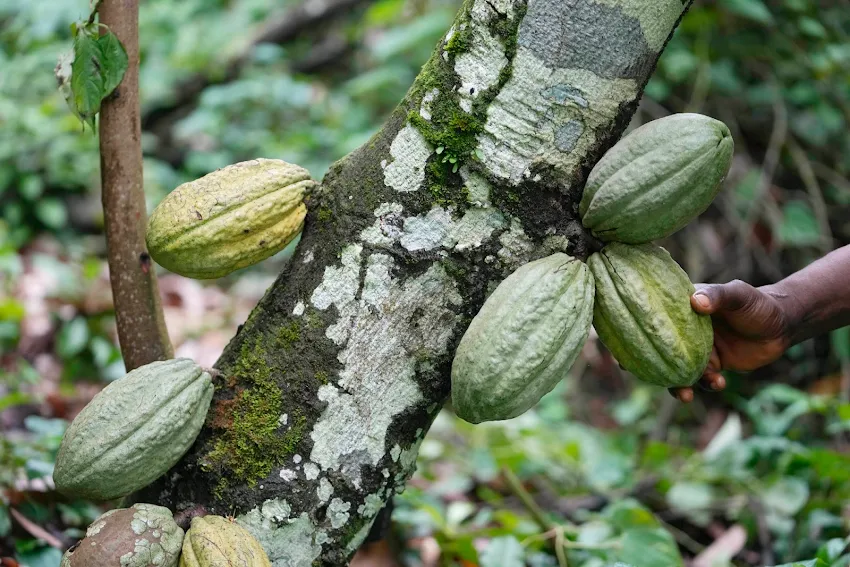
[138,1,692,564]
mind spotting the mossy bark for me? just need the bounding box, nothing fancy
[138,0,692,564]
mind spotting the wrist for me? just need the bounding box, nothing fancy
[759,281,806,345]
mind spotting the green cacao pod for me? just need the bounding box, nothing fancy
[146,158,314,279]
[588,243,713,388]
[60,503,183,567]
[580,113,733,244]
[451,253,595,423]
[54,358,213,501]
[180,516,271,567]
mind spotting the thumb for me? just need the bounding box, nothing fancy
[691,280,761,316]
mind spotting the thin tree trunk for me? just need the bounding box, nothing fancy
[139,0,691,563]
[99,0,173,370]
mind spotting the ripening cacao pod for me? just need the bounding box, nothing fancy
[451,253,595,423]
[580,113,733,244]
[146,158,314,279]
[180,516,271,567]
[60,504,183,567]
[54,359,213,501]
[588,243,712,388]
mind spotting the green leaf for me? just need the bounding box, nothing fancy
[0,505,10,537]
[779,200,822,246]
[479,536,525,567]
[71,26,106,128]
[15,547,63,567]
[760,477,810,517]
[618,528,684,567]
[818,538,849,562]
[34,198,68,230]
[57,317,90,358]
[0,298,25,322]
[721,0,775,24]
[831,327,850,363]
[603,499,660,531]
[97,29,128,96]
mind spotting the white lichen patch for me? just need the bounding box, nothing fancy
[311,244,363,346]
[595,0,684,51]
[497,219,536,267]
[303,462,320,481]
[238,510,324,567]
[461,168,492,206]
[400,207,454,252]
[390,445,402,462]
[455,0,509,112]
[393,438,425,493]
[279,413,288,426]
[360,202,404,247]
[292,302,305,316]
[442,25,457,60]
[309,264,462,486]
[448,207,507,251]
[261,498,292,523]
[362,253,394,307]
[328,498,351,529]
[318,477,334,503]
[382,124,432,193]
[477,48,638,184]
[346,520,376,554]
[358,493,385,518]
[302,249,314,264]
[420,88,440,121]
[279,468,298,482]
[293,454,302,464]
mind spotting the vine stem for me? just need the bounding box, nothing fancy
[98,0,173,370]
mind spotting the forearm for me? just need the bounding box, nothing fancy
[763,244,850,344]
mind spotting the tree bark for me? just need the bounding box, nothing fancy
[99,0,173,370]
[139,0,691,563]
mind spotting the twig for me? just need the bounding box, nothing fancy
[748,498,774,566]
[502,466,555,532]
[650,396,678,442]
[810,161,850,196]
[657,517,706,555]
[9,508,66,549]
[786,137,834,251]
[736,87,787,281]
[99,0,173,370]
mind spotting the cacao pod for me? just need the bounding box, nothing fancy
[580,113,733,244]
[60,503,183,567]
[451,253,595,423]
[588,243,713,388]
[54,358,213,501]
[180,516,271,567]
[146,158,314,279]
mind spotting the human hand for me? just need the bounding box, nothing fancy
[670,280,794,403]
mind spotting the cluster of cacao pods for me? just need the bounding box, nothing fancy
[54,158,316,564]
[146,158,315,279]
[452,113,733,423]
[60,504,271,567]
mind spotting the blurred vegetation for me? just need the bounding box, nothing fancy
[1,0,849,565]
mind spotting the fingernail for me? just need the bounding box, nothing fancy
[693,292,710,310]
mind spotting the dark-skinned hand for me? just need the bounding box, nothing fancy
[669,280,793,403]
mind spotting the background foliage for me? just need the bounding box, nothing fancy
[1,0,849,565]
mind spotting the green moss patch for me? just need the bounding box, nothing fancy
[204,336,306,491]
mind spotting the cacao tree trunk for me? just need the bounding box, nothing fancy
[138,0,691,563]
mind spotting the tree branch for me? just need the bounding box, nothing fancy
[99,0,173,370]
[138,0,693,563]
